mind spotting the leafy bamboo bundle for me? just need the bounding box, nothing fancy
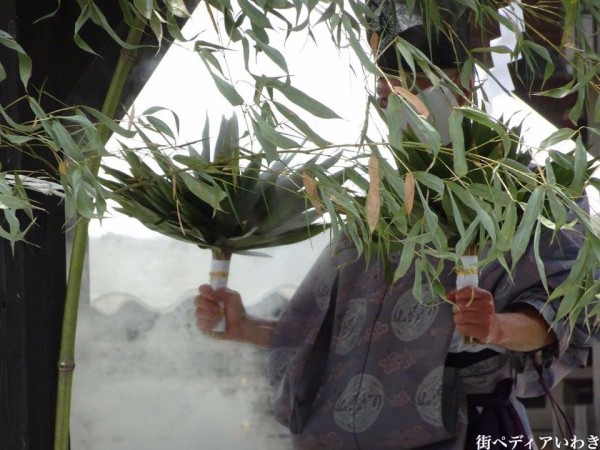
[309,98,600,329]
[377,105,600,328]
[101,114,339,330]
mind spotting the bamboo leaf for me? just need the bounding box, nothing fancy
[468,184,511,207]
[142,107,180,135]
[263,78,340,119]
[249,33,289,73]
[164,0,190,17]
[570,137,587,193]
[455,217,480,256]
[459,107,510,155]
[341,14,380,75]
[272,101,331,147]
[366,154,380,235]
[522,40,554,84]
[413,171,444,195]
[146,116,176,140]
[471,45,513,55]
[554,248,591,322]
[405,172,414,217]
[447,182,496,242]
[252,114,298,149]
[545,164,568,230]
[379,159,405,201]
[0,214,34,246]
[204,64,244,106]
[50,120,84,162]
[394,39,417,76]
[448,111,467,177]
[370,31,379,57]
[540,128,575,149]
[0,131,33,145]
[569,93,585,131]
[386,95,407,153]
[201,115,211,160]
[196,47,225,73]
[562,0,577,47]
[511,186,545,267]
[460,57,473,88]
[0,30,32,88]
[445,183,466,240]
[194,40,231,52]
[214,115,238,162]
[537,82,575,98]
[238,0,271,29]
[253,130,278,165]
[418,187,443,249]
[546,189,567,231]
[179,172,226,211]
[302,171,324,214]
[81,106,137,138]
[73,4,100,55]
[33,0,61,23]
[497,203,517,252]
[532,221,549,293]
[407,113,442,155]
[394,224,421,282]
[89,4,139,50]
[391,85,429,118]
[133,0,153,19]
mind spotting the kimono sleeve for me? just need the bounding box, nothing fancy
[498,199,599,396]
[266,242,348,428]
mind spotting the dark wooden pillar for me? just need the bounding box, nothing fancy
[0,2,68,448]
[0,2,199,448]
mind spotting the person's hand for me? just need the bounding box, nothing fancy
[446,286,501,345]
[194,284,247,341]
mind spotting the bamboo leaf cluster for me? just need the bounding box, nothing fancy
[359,109,600,327]
[1,0,599,246]
[0,0,598,330]
[101,114,333,254]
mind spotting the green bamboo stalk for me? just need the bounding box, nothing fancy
[54,19,145,450]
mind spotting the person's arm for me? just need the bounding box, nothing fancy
[194,284,277,349]
[447,286,556,352]
[238,316,278,349]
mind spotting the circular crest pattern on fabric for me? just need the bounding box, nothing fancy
[335,297,368,355]
[415,365,445,427]
[314,272,336,310]
[267,346,296,399]
[333,373,385,433]
[390,284,438,341]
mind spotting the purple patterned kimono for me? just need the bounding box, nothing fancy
[267,223,593,449]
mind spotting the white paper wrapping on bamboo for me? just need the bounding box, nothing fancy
[455,255,478,290]
[455,255,478,347]
[210,259,230,332]
[451,255,506,353]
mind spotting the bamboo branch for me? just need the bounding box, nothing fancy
[53,19,145,450]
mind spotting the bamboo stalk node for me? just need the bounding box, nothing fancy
[119,49,136,61]
[57,362,76,372]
